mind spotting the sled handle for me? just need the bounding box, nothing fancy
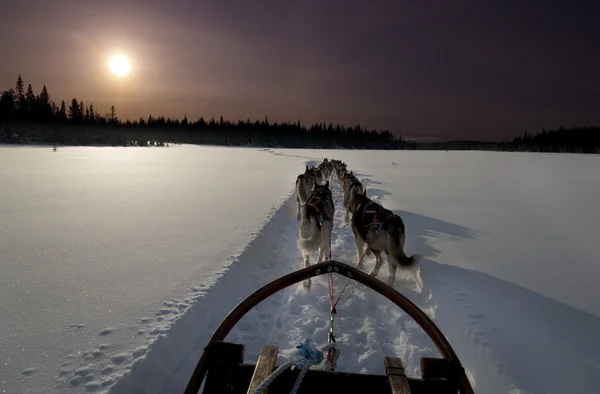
[184,260,474,394]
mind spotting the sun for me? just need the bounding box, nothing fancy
[108,55,130,77]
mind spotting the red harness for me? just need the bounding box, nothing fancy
[309,197,329,224]
[362,202,392,232]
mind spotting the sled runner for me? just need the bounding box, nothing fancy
[184,261,475,394]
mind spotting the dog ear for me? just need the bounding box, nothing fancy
[363,189,367,197]
[325,180,329,188]
[350,170,353,175]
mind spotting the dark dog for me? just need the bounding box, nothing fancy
[349,189,421,286]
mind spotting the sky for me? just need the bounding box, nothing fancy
[1,0,599,141]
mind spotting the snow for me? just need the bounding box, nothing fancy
[2,145,600,394]
[0,145,301,393]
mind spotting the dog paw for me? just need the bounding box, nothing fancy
[302,279,311,290]
[368,269,379,277]
[386,276,395,287]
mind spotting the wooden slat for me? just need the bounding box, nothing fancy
[235,363,457,394]
[246,345,279,394]
[384,356,412,394]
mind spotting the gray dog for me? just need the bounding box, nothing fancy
[297,181,334,289]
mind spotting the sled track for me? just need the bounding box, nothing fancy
[106,167,441,394]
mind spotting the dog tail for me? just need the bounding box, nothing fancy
[387,219,421,267]
[297,216,322,251]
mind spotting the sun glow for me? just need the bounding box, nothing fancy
[108,55,131,77]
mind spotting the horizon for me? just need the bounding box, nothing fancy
[1,0,599,142]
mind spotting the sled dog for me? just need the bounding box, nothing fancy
[297,181,334,289]
[318,158,334,183]
[295,165,321,220]
[349,189,421,286]
[335,162,348,182]
[341,175,363,223]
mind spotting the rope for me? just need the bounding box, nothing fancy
[250,340,336,394]
[332,191,343,205]
[250,361,296,394]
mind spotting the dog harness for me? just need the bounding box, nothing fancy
[308,196,329,225]
[362,202,393,233]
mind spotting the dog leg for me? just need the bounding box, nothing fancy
[303,254,311,289]
[387,260,398,286]
[321,225,332,263]
[345,208,350,223]
[355,235,366,268]
[368,251,383,277]
[296,200,301,221]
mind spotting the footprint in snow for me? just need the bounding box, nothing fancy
[155,308,175,316]
[132,346,148,359]
[110,353,129,365]
[101,378,115,388]
[21,367,37,376]
[84,381,102,391]
[69,376,82,387]
[101,365,115,375]
[98,327,114,336]
[74,366,92,376]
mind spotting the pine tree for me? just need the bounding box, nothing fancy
[59,100,67,119]
[25,84,37,115]
[15,75,25,112]
[68,98,81,121]
[89,103,95,123]
[109,105,116,124]
[38,85,52,120]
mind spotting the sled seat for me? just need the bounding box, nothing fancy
[200,342,461,394]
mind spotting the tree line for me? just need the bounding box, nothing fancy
[509,127,600,153]
[0,74,411,149]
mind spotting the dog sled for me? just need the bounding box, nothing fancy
[183,260,475,394]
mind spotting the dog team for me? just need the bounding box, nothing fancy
[295,158,420,288]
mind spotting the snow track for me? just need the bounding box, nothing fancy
[107,150,600,394]
[108,161,446,394]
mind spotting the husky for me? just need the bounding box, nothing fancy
[295,165,321,220]
[297,181,335,289]
[335,163,348,183]
[318,158,334,183]
[341,175,363,223]
[349,189,421,286]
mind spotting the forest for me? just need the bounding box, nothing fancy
[0,75,410,149]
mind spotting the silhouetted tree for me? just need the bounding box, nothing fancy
[109,105,117,124]
[38,85,52,120]
[15,75,25,114]
[68,98,82,121]
[59,100,67,120]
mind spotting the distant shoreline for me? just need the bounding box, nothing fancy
[1,122,599,154]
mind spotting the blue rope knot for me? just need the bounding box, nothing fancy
[295,338,324,365]
[376,222,383,233]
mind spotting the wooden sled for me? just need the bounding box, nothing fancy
[184,261,475,394]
